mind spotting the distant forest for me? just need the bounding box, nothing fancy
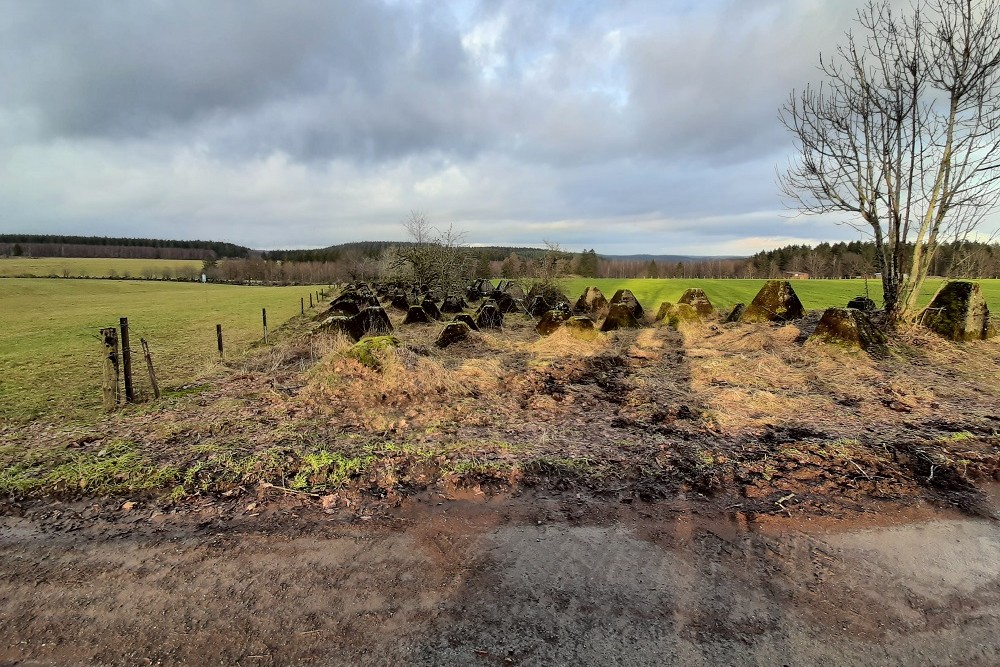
[1,233,998,283]
[199,239,1000,284]
[261,241,552,263]
[0,234,251,260]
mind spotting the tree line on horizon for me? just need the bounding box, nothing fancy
[201,239,1000,285]
[2,233,998,284]
[0,234,250,260]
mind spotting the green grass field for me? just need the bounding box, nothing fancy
[559,278,1000,313]
[0,257,204,278]
[0,279,322,423]
[3,276,997,426]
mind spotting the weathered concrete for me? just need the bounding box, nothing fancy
[739,281,805,323]
[919,281,994,341]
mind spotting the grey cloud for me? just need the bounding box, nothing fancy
[623,1,860,165]
[2,0,853,166]
[0,2,450,141]
[3,1,993,254]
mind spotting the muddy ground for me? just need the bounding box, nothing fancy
[2,299,1000,665]
[2,487,1000,666]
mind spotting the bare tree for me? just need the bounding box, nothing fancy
[780,0,1000,321]
[395,211,472,293]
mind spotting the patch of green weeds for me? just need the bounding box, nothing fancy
[289,450,376,491]
[522,456,600,479]
[938,431,976,443]
[780,447,805,458]
[697,450,716,467]
[161,384,210,399]
[819,438,860,459]
[444,459,512,477]
[0,439,179,496]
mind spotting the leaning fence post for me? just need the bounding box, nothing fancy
[100,327,121,410]
[140,338,161,399]
[309,293,313,308]
[262,308,268,344]
[216,324,224,358]
[119,317,134,403]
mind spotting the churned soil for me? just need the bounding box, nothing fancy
[2,487,1000,666]
[3,304,1000,665]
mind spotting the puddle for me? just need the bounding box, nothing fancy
[824,517,1000,598]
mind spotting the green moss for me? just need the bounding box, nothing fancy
[346,336,400,369]
[920,281,991,341]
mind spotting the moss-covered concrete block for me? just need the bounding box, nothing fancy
[677,288,714,316]
[403,305,431,325]
[564,316,598,340]
[608,289,644,319]
[600,302,643,331]
[435,322,472,348]
[725,303,745,323]
[452,313,480,331]
[919,281,993,341]
[347,336,400,369]
[809,308,887,353]
[655,301,700,328]
[740,281,805,323]
[536,309,570,336]
[573,286,609,314]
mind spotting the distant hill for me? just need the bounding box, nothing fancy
[1,234,741,263]
[0,234,251,260]
[262,243,737,263]
[599,254,742,262]
[262,241,554,263]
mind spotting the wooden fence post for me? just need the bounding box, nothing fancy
[301,297,304,315]
[100,327,120,410]
[140,338,161,399]
[309,293,313,308]
[119,317,134,403]
[262,308,268,344]
[216,324,224,358]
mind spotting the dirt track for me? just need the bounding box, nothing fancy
[4,305,1000,665]
[3,489,1000,666]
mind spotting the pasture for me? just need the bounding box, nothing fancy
[559,277,1000,312]
[0,279,320,423]
[2,275,998,425]
[0,257,204,279]
[0,257,202,279]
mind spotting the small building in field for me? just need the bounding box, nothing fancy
[782,271,810,280]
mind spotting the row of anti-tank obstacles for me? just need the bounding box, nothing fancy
[315,278,997,352]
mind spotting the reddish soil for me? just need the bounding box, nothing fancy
[4,303,1000,665]
[2,488,1000,666]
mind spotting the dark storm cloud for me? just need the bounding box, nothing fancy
[1,0,838,165]
[4,0,989,253]
[0,2,469,153]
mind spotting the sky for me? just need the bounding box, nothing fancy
[1,0,996,255]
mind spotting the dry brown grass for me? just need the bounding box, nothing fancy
[299,333,511,433]
[686,322,887,434]
[679,317,1000,437]
[529,326,608,360]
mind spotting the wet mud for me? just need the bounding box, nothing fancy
[2,490,999,666]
